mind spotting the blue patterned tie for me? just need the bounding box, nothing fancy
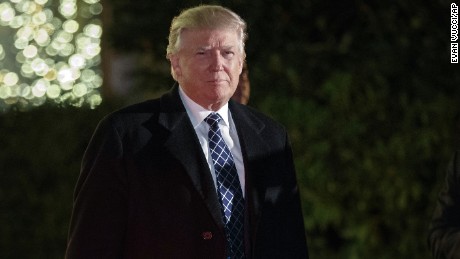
[204,112,245,259]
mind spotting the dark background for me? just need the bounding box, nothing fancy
[1,0,459,258]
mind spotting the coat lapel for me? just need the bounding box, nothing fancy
[157,87,225,232]
[229,101,270,246]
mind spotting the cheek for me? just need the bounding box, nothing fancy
[234,61,243,78]
[233,63,243,80]
[182,61,203,76]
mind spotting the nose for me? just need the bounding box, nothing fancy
[210,52,224,72]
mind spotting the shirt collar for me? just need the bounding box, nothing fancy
[178,86,230,129]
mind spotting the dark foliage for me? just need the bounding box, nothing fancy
[1,0,459,258]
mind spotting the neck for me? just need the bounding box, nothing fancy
[201,101,227,111]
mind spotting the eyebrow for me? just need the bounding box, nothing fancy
[196,45,236,51]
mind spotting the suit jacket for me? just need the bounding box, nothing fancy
[65,86,308,259]
[429,150,460,259]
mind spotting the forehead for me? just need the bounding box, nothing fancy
[180,28,240,48]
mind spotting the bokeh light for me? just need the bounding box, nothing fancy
[0,0,103,112]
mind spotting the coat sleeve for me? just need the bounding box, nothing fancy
[65,116,128,259]
[429,151,460,259]
[252,131,309,259]
[279,132,309,258]
[278,132,309,258]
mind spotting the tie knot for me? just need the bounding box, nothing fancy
[204,112,222,127]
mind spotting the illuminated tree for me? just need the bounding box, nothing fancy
[0,0,103,112]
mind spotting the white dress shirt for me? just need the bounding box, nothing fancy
[178,86,245,197]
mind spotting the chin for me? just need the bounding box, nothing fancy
[208,89,233,102]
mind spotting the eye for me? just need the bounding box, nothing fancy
[195,48,209,56]
[223,50,235,58]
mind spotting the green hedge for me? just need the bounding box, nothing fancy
[0,105,109,258]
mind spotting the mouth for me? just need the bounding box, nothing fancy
[207,79,227,85]
[207,79,225,83]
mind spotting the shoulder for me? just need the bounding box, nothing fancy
[231,101,287,132]
[113,98,161,117]
[87,98,168,155]
[230,101,289,148]
[102,86,183,126]
[95,98,163,136]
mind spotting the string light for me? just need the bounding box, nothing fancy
[0,0,103,112]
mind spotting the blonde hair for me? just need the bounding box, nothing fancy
[166,5,247,59]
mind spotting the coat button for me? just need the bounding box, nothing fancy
[201,231,213,240]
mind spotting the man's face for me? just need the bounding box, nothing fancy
[170,28,244,110]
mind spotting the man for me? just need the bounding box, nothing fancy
[429,150,460,259]
[65,5,308,259]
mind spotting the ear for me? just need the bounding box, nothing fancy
[170,54,182,77]
[238,57,244,75]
